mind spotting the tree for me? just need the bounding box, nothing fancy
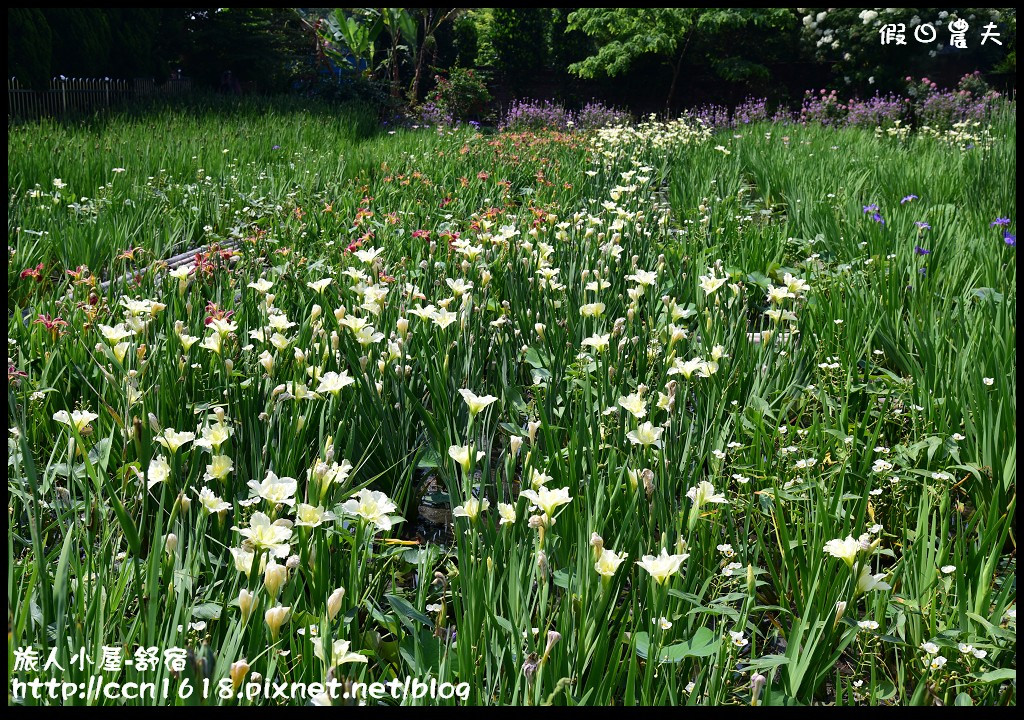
[490,9,551,89]
[992,9,1015,79]
[316,8,417,100]
[408,8,465,104]
[8,9,186,86]
[319,8,382,77]
[379,8,418,100]
[107,9,169,79]
[449,14,480,69]
[550,8,592,77]
[566,8,795,112]
[799,8,1015,93]
[44,8,113,77]
[8,9,52,88]
[183,8,312,92]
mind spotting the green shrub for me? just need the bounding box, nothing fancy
[421,67,492,122]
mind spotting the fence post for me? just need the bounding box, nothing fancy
[60,76,67,115]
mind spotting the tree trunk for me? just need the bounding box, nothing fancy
[666,52,684,116]
[665,27,694,116]
[411,10,456,104]
[391,34,401,99]
[410,11,432,103]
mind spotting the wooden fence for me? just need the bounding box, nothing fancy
[8,77,193,119]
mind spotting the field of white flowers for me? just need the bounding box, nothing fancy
[7,100,1016,706]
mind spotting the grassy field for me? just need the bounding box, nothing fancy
[7,98,1017,706]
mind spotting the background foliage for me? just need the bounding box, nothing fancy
[7,7,1016,111]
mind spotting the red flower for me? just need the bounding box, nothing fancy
[8,363,28,384]
[192,251,216,278]
[439,230,461,248]
[20,263,45,281]
[204,301,234,326]
[35,314,68,334]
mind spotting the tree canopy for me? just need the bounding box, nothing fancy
[567,8,797,110]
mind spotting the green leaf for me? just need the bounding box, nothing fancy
[552,569,573,590]
[493,615,514,635]
[634,627,720,663]
[417,448,442,469]
[386,593,433,629]
[971,287,1003,303]
[504,386,529,416]
[421,491,450,506]
[525,345,549,369]
[973,668,1015,683]
[743,654,791,671]
[763,690,805,706]
[52,529,75,607]
[966,612,1017,642]
[192,603,222,620]
[103,476,142,557]
[746,271,771,289]
[400,629,443,675]
[402,545,440,565]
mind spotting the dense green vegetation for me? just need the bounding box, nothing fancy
[7,99,1016,705]
[7,8,1016,109]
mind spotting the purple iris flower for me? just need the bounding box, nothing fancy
[991,218,1011,227]
[863,203,878,213]
[871,213,885,225]
[901,195,918,204]
[914,246,931,255]
[915,221,931,230]
[272,145,281,150]
[919,267,927,275]
[1005,232,1016,247]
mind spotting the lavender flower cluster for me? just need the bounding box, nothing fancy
[493,74,1005,134]
[844,94,910,129]
[911,73,1004,128]
[500,99,631,132]
[413,101,455,128]
[690,74,1006,131]
[690,97,785,129]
